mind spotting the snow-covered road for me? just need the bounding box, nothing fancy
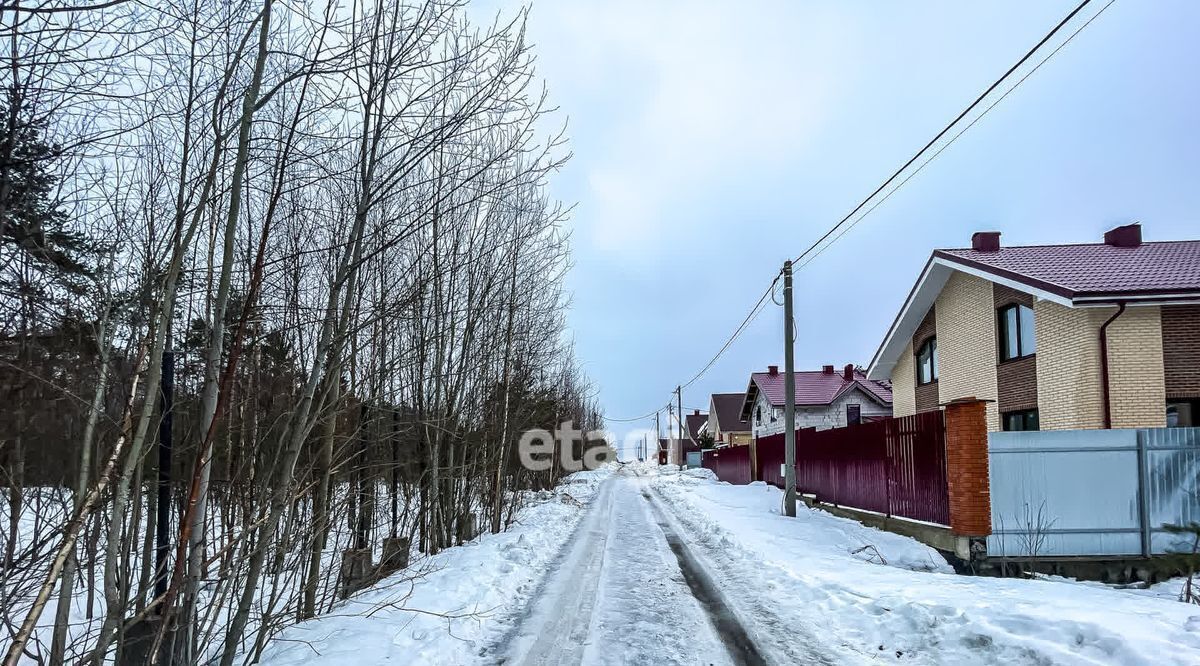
[494,470,752,665]
[258,463,1200,665]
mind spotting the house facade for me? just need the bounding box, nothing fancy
[685,409,708,444]
[708,393,752,446]
[867,224,1200,432]
[740,364,893,438]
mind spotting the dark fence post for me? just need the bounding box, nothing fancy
[154,347,174,601]
[1136,429,1151,558]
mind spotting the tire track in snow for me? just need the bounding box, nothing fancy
[493,478,615,665]
[643,481,846,665]
[494,471,735,666]
[642,489,768,666]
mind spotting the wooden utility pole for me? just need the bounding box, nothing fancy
[676,386,684,468]
[783,261,797,517]
[655,411,661,463]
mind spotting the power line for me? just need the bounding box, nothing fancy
[605,403,670,423]
[680,271,781,390]
[791,0,1107,267]
[603,268,780,422]
[794,0,1116,273]
[607,0,1113,427]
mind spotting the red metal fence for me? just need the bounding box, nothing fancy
[700,445,752,486]
[755,411,950,526]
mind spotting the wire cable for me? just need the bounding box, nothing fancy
[680,270,782,390]
[607,0,1113,426]
[791,0,1105,267]
[604,401,671,423]
[793,0,1116,273]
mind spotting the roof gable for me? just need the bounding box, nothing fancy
[867,238,1200,381]
[936,240,1200,301]
[710,393,750,433]
[742,368,892,415]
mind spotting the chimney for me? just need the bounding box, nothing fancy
[1104,223,1142,248]
[971,231,1001,252]
[822,365,834,375]
[693,409,700,416]
[767,365,779,376]
[843,364,855,381]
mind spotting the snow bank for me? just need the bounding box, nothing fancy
[256,466,614,666]
[652,471,1200,665]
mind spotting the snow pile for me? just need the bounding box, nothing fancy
[256,465,614,666]
[652,473,1200,665]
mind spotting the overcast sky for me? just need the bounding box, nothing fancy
[470,0,1200,444]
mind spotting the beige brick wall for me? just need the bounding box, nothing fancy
[892,340,916,417]
[1034,302,1166,429]
[1106,306,1166,428]
[1034,301,1105,429]
[935,272,1000,431]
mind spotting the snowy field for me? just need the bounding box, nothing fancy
[237,462,1200,665]
[255,467,614,665]
[650,466,1200,665]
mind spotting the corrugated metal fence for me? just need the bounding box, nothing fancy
[700,445,753,485]
[755,411,950,526]
[988,427,1200,557]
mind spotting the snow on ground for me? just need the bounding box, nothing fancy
[495,470,735,665]
[256,466,614,666]
[649,465,1200,665]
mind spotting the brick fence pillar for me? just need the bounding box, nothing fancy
[943,397,992,538]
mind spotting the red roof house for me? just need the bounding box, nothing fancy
[741,363,893,437]
[867,224,1200,432]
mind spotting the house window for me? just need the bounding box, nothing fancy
[1167,401,1197,428]
[998,304,1036,361]
[755,405,762,426]
[917,337,937,385]
[846,403,861,425]
[1003,409,1039,431]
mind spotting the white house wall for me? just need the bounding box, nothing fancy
[750,386,892,438]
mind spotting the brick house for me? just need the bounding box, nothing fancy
[707,393,752,447]
[740,364,893,439]
[685,409,707,444]
[866,224,1200,432]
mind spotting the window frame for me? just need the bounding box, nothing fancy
[1002,408,1040,432]
[916,336,938,385]
[846,403,861,425]
[998,303,1036,362]
[1167,400,1199,428]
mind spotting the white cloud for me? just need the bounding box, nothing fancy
[517,1,853,258]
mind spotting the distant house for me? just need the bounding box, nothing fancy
[866,224,1200,432]
[741,364,893,438]
[659,436,700,467]
[685,409,708,444]
[708,393,751,447]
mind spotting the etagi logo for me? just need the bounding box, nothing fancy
[518,421,650,471]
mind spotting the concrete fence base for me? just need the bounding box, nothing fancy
[456,512,477,545]
[339,548,374,599]
[381,536,411,574]
[118,615,180,666]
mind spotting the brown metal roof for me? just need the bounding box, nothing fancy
[936,239,1200,300]
[710,393,750,433]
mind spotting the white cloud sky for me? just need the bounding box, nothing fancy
[471,0,1200,426]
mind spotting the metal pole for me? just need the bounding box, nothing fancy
[677,386,684,468]
[1136,430,1151,558]
[667,403,674,466]
[154,343,174,601]
[783,261,797,517]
